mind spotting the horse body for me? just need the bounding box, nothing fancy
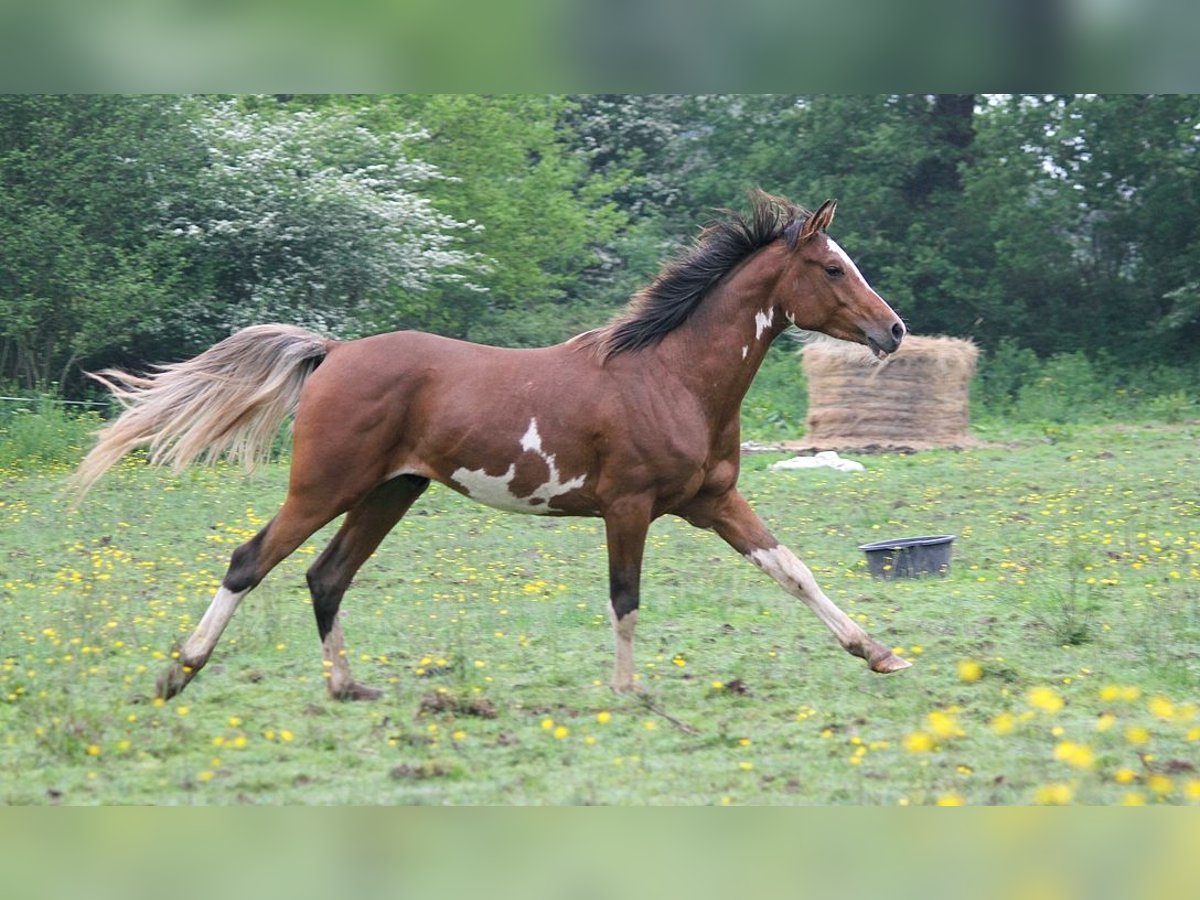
[75,193,912,702]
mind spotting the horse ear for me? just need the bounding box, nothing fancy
[799,199,837,243]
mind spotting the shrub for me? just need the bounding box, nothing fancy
[0,395,102,470]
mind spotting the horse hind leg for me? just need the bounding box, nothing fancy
[157,496,341,700]
[305,474,430,700]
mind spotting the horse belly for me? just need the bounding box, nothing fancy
[434,415,598,517]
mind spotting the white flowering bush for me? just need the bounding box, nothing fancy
[172,99,486,338]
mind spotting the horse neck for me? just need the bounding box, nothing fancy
[653,246,789,426]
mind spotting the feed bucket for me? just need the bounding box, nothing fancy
[860,534,955,579]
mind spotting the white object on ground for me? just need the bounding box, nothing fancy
[769,451,865,472]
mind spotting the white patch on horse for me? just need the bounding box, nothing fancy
[451,417,586,515]
[827,238,870,285]
[741,345,748,360]
[745,545,866,648]
[179,585,247,665]
[755,307,774,340]
[520,418,542,453]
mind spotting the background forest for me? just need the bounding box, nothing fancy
[2,94,1199,427]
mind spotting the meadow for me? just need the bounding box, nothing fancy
[1,414,1199,805]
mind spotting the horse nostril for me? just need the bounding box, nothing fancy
[891,322,906,344]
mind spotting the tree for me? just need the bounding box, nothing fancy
[350,95,627,345]
[0,95,200,389]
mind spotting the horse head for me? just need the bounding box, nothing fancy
[777,200,906,360]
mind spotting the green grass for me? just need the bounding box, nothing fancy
[2,422,1199,805]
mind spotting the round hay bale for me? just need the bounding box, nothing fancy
[798,335,978,451]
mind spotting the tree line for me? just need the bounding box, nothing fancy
[2,94,1198,395]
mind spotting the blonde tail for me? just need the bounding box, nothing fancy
[72,324,331,497]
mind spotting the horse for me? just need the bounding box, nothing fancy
[73,192,910,702]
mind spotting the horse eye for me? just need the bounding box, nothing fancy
[825,265,844,278]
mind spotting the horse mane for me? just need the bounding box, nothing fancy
[595,191,812,358]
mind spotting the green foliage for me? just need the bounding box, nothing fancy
[5,93,1200,403]
[355,95,628,344]
[0,96,200,390]
[740,346,807,440]
[972,338,1040,416]
[971,343,1200,429]
[0,396,100,470]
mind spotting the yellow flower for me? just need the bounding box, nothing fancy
[936,791,965,806]
[1185,779,1200,801]
[904,731,934,753]
[85,744,101,757]
[1099,684,1121,702]
[738,761,754,771]
[541,718,554,730]
[196,770,214,783]
[1121,792,1146,806]
[176,705,189,717]
[1053,740,1095,770]
[711,681,724,690]
[227,716,242,728]
[1124,725,1150,746]
[1147,773,1173,797]
[956,659,982,683]
[280,730,294,742]
[1027,686,1064,714]
[1034,782,1073,805]
[451,730,466,741]
[990,713,1015,736]
[1095,712,1116,732]
[927,710,964,740]
[553,725,569,740]
[596,711,612,724]
[643,720,657,731]
[1148,696,1176,720]
[1113,768,1138,785]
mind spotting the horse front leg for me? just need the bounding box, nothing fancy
[603,500,653,693]
[682,490,911,674]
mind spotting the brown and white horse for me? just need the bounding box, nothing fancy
[74,192,910,701]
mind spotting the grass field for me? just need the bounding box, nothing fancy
[1,421,1198,805]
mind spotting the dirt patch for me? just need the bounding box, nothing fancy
[419,689,498,719]
[389,762,453,780]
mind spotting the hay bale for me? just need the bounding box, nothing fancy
[798,335,978,451]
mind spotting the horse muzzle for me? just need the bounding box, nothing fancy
[866,320,906,361]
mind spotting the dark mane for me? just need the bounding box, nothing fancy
[598,192,811,358]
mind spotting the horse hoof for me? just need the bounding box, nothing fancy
[156,662,192,699]
[333,682,384,701]
[870,653,912,674]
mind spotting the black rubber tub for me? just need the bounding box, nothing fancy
[859,534,955,579]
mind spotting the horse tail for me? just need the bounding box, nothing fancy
[72,324,331,497]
